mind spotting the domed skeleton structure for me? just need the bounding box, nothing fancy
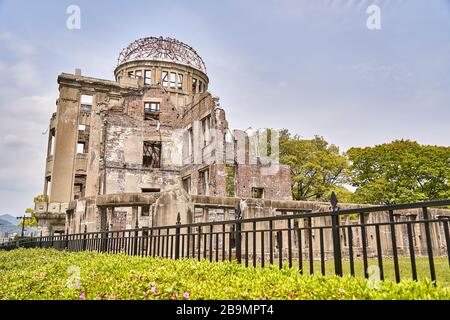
[117,36,207,73]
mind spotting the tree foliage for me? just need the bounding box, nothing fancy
[19,194,48,228]
[279,129,350,201]
[347,140,450,205]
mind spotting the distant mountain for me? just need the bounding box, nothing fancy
[0,214,37,237]
[0,214,18,225]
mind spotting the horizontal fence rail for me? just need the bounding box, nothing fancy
[1,200,450,285]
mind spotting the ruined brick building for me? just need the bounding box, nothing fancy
[36,37,292,235]
[33,37,449,260]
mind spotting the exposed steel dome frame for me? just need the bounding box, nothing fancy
[117,36,206,73]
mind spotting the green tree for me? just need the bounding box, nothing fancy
[279,129,350,201]
[19,194,48,228]
[347,140,450,205]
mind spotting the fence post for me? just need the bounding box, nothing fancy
[64,233,69,251]
[235,202,242,264]
[330,192,343,276]
[133,216,139,256]
[39,231,42,248]
[83,224,87,251]
[422,207,436,283]
[175,213,181,260]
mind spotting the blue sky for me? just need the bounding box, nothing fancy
[0,0,449,215]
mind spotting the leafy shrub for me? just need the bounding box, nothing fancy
[0,249,448,300]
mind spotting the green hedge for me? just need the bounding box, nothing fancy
[0,249,448,300]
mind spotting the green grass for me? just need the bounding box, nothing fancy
[0,248,449,300]
[290,257,450,287]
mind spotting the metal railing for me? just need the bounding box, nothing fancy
[1,200,449,284]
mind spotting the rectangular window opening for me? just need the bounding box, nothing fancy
[144,102,160,120]
[251,187,264,199]
[182,176,191,194]
[143,141,161,168]
[170,72,176,89]
[192,78,197,93]
[81,94,93,110]
[199,169,209,195]
[77,142,86,154]
[177,74,183,91]
[144,70,152,85]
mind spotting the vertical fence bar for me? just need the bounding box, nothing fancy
[209,224,213,262]
[287,218,292,268]
[439,217,450,267]
[83,225,88,251]
[221,224,225,261]
[165,227,170,258]
[348,226,355,276]
[307,217,313,275]
[261,230,265,268]
[186,226,190,259]
[235,204,242,264]
[203,228,207,260]
[175,213,181,260]
[192,226,196,259]
[149,229,153,257]
[359,212,369,278]
[331,211,343,276]
[197,226,201,261]
[245,231,249,267]
[277,230,283,269]
[297,226,303,274]
[374,224,384,281]
[269,220,274,265]
[214,230,218,262]
[388,210,401,283]
[406,221,417,281]
[319,227,325,275]
[422,207,436,283]
[252,221,257,267]
[228,225,233,262]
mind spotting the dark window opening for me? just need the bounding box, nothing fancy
[141,188,160,193]
[141,205,150,217]
[144,70,151,85]
[73,175,86,200]
[128,71,135,78]
[251,187,264,199]
[178,74,183,91]
[199,169,209,195]
[144,102,160,120]
[192,78,197,93]
[182,176,191,194]
[201,116,211,147]
[143,141,161,168]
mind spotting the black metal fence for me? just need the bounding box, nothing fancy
[1,200,450,284]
